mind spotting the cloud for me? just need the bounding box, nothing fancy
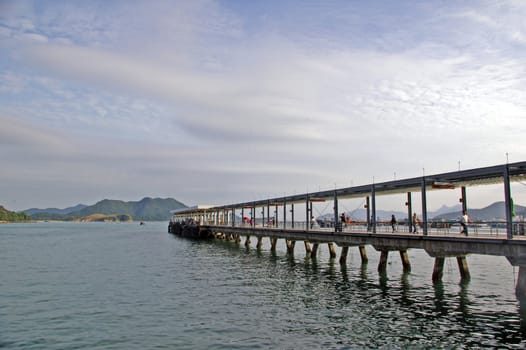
[2,0,526,211]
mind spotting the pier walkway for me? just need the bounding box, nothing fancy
[169,161,526,298]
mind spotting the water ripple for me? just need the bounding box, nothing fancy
[2,222,526,349]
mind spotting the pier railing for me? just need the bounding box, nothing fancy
[212,219,523,238]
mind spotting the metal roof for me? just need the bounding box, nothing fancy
[208,161,526,211]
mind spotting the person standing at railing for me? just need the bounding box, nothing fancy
[460,211,469,236]
[412,213,419,233]
[391,214,397,233]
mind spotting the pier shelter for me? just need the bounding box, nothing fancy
[169,162,526,298]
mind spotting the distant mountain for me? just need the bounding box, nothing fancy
[431,204,462,217]
[316,202,524,222]
[432,201,526,221]
[23,204,88,216]
[24,197,187,221]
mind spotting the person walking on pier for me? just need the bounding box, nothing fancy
[391,214,397,232]
[412,213,419,233]
[460,211,469,236]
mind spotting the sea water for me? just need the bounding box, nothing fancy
[1,222,526,349]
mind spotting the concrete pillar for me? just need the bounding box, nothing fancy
[456,256,470,280]
[432,257,445,282]
[256,236,263,250]
[516,266,526,300]
[328,243,337,259]
[270,237,278,252]
[340,246,349,264]
[244,235,251,247]
[359,245,368,264]
[399,250,411,272]
[311,243,319,258]
[286,240,296,254]
[304,241,312,253]
[378,250,389,273]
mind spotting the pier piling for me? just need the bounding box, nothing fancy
[270,237,278,252]
[340,246,349,264]
[456,256,470,281]
[432,257,445,282]
[516,267,526,300]
[359,245,368,264]
[311,243,319,258]
[378,251,389,273]
[286,240,296,254]
[400,250,411,272]
[328,243,337,259]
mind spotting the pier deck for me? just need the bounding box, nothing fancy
[169,161,526,298]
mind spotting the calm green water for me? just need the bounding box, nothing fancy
[1,222,526,349]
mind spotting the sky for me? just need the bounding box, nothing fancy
[1,0,526,212]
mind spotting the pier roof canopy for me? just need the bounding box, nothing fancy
[207,161,526,212]
[170,205,216,215]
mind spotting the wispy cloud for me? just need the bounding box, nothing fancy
[1,0,526,210]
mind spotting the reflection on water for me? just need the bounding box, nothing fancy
[2,223,526,349]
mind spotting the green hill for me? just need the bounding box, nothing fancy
[67,197,186,221]
[0,206,31,222]
[23,197,186,221]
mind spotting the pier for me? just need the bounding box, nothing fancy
[169,161,526,299]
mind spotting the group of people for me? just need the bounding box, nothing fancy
[313,210,470,235]
[389,213,420,233]
[389,210,469,235]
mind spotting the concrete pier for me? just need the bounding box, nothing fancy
[169,161,526,298]
[400,250,411,272]
[311,243,319,258]
[286,240,295,254]
[516,267,526,300]
[340,246,349,264]
[378,251,389,274]
[270,237,278,252]
[328,243,337,259]
[456,256,470,280]
[432,257,445,283]
[359,245,368,264]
